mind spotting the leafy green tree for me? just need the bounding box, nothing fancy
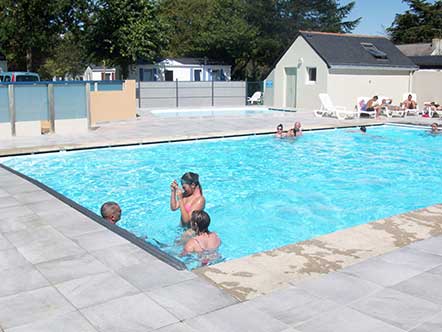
[88,0,169,78]
[159,0,359,79]
[0,0,92,72]
[388,0,442,44]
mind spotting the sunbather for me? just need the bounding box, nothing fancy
[402,94,417,109]
[365,96,381,118]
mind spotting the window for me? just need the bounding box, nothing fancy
[140,69,157,81]
[306,67,317,83]
[361,43,388,59]
[194,69,201,81]
[165,70,174,81]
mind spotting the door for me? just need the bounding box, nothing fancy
[165,70,174,81]
[285,68,297,108]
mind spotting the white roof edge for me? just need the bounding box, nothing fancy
[329,65,418,71]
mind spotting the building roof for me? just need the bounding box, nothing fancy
[396,43,433,56]
[137,57,230,66]
[299,31,418,70]
[89,64,116,71]
[409,56,442,69]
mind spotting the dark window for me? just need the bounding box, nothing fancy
[165,70,174,81]
[361,43,388,59]
[4,76,11,82]
[194,69,201,81]
[307,67,317,82]
[0,75,3,82]
[15,75,39,82]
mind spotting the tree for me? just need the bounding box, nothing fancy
[388,0,442,44]
[159,0,360,79]
[0,0,92,72]
[88,0,169,78]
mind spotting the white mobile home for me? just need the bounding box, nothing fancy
[129,58,231,82]
[83,65,117,81]
[264,31,418,111]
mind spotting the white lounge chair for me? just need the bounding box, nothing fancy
[315,93,357,120]
[248,91,262,105]
[402,93,420,116]
[378,96,405,118]
[356,96,376,118]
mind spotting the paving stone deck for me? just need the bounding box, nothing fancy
[0,109,441,331]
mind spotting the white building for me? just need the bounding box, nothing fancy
[129,58,231,82]
[264,31,418,111]
[83,65,117,81]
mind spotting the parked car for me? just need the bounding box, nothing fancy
[0,71,40,82]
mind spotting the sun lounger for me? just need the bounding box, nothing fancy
[356,96,376,118]
[402,93,420,116]
[378,96,405,118]
[247,91,262,105]
[315,93,357,120]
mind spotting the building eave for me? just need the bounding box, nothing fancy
[329,64,418,71]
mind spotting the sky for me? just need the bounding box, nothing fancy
[340,0,437,36]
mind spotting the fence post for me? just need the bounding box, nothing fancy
[211,78,214,106]
[8,84,15,136]
[138,81,141,108]
[85,83,91,129]
[47,84,55,133]
[176,79,179,108]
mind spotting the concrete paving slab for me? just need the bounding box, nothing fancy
[80,293,178,332]
[5,225,85,264]
[392,272,442,305]
[377,247,442,271]
[0,197,21,209]
[295,307,405,332]
[0,264,49,297]
[0,205,35,221]
[54,271,139,309]
[153,322,198,332]
[90,243,157,270]
[146,278,237,320]
[12,191,57,205]
[0,248,30,271]
[427,265,442,276]
[0,286,75,330]
[52,219,105,238]
[71,230,129,251]
[115,260,196,292]
[246,286,337,327]
[35,253,109,284]
[409,312,442,332]
[409,236,442,256]
[292,271,382,305]
[349,288,441,331]
[341,257,424,287]
[185,302,290,332]
[4,311,98,332]
[0,233,13,250]
[0,214,46,234]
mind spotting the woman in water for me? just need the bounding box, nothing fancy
[275,124,285,138]
[170,172,205,227]
[288,121,303,137]
[181,210,221,255]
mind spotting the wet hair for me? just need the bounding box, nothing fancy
[100,202,120,220]
[360,126,367,133]
[276,124,283,130]
[191,210,211,234]
[181,172,202,194]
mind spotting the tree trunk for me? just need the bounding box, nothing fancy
[26,48,32,72]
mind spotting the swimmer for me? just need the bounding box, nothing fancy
[275,124,285,138]
[100,202,121,224]
[288,121,303,137]
[430,122,440,134]
[170,172,205,227]
[181,210,221,255]
[360,126,367,134]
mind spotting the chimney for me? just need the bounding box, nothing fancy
[431,38,442,55]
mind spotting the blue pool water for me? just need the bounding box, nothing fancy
[3,125,442,269]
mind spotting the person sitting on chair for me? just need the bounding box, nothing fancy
[365,96,381,118]
[402,94,417,109]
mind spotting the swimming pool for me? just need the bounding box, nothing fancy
[3,125,442,269]
[150,108,274,117]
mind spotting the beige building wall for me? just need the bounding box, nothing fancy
[412,70,442,104]
[90,80,136,125]
[327,69,412,111]
[263,69,275,107]
[269,36,328,110]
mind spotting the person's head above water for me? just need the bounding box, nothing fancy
[294,122,302,130]
[276,124,283,131]
[360,126,367,133]
[181,172,202,195]
[431,123,439,132]
[190,210,211,235]
[100,202,121,224]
